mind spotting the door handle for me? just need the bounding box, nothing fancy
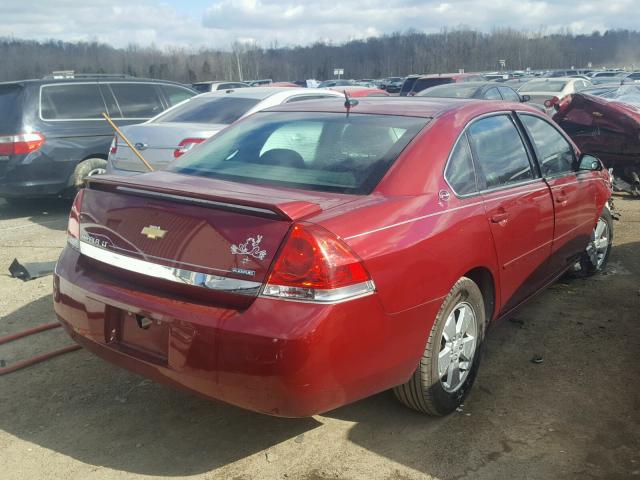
[490,211,508,223]
[556,193,568,204]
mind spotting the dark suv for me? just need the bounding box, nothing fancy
[0,75,196,201]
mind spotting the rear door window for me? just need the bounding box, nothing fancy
[518,114,576,177]
[160,85,195,106]
[192,83,211,93]
[153,96,259,124]
[498,86,521,102]
[467,115,534,189]
[0,84,24,133]
[445,135,477,195]
[40,83,107,120]
[109,83,164,118]
[484,88,502,100]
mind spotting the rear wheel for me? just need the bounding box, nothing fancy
[64,158,107,198]
[580,207,613,275]
[394,277,486,415]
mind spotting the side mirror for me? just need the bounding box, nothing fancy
[520,94,531,102]
[578,153,602,171]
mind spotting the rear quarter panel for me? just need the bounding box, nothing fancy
[315,108,502,317]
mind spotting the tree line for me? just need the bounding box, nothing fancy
[1,28,640,84]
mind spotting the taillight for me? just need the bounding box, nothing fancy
[0,132,45,156]
[109,136,118,155]
[556,94,572,112]
[174,137,205,158]
[67,189,84,250]
[262,223,375,302]
[544,96,560,109]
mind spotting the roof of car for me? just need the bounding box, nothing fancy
[0,77,192,88]
[417,73,480,79]
[197,86,318,100]
[429,81,501,88]
[263,96,528,118]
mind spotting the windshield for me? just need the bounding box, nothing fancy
[518,80,567,93]
[0,84,24,133]
[153,96,260,125]
[168,111,428,194]
[418,84,479,98]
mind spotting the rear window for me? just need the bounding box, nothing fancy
[0,85,23,133]
[518,80,567,93]
[418,84,478,98]
[412,78,452,93]
[40,83,106,120]
[154,96,259,125]
[168,111,428,194]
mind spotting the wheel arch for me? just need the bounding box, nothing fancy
[463,266,497,323]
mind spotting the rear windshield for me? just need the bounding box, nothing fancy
[400,77,418,93]
[418,84,478,98]
[0,85,23,133]
[154,96,259,125]
[412,78,453,93]
[168,111,428,194]
[518,80,567,93]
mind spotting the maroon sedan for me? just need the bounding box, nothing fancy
[54,98,612,417]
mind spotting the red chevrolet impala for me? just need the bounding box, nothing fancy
[53,98,613,417]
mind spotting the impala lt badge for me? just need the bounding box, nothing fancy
[141,225,167,240]
[230,235,267,260]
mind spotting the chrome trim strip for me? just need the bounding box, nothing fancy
[79,241,261,295]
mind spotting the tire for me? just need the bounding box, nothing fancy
[394,277,486,415]
[72,158,107,188]
[579,207,613,276]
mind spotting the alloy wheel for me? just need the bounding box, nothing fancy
[438,301,478,393]
[587,218,610,270]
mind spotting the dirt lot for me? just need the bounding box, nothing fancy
[0,195,638,480]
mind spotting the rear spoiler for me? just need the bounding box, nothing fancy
[86,176,322,221]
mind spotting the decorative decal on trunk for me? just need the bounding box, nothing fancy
[230,235,267,260]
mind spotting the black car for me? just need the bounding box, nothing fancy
[0,74,196,201]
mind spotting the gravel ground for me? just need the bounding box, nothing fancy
[0,195,638,480]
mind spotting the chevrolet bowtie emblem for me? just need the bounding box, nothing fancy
[141,225,167,240]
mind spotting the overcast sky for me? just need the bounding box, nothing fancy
[2,0,638,49]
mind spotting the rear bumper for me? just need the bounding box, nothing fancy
[0,153,76,198]
[53,246,439,417]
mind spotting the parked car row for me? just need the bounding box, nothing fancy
[1,70,619,418]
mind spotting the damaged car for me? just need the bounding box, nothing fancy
[552,84,640,196]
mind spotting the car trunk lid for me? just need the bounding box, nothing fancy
[77,172,356,307]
